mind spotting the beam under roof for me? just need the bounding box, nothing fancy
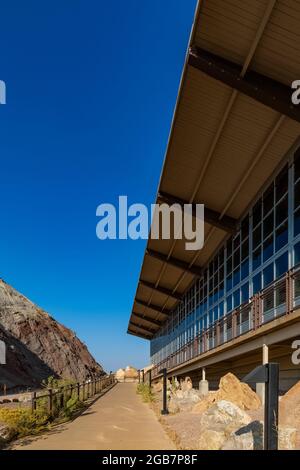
[146,248,202,277]
[157,191,237,234]
[135,299,171,316]
[188,46,300,124]
[139,279,181,301]
[127,328,151,339]
[132,312,163,328]
[130,321,155,335]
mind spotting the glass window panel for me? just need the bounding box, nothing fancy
[233,234,240,251]
[226,256,232,274]
[219,281,224,299]
[275,164,288,202]
[253,224,262,250]
[253,272,262,294]
[213,307,218,322]
[263,212,274,239]
[263,235,273,262]
[226,275,232,292]
[219,249,224,266]
[227,239,232,257]
[253,199,262,228]
[233,250,240,269]
[294,207,300,237]
[253,247,261,271]
[241,238,249,260]
[294,148,300,182]
[276,196,288,227]
[294,242,300,266]
[219,301,224,317]
[275,252,288,278]
[275,221,288,252]
[241,283,249,303]
[241,216,249,240]
[233,290,240,308]
[241,258,249,280]
[227,295,232,312]
[295,180,300,210]
[219,265,224,282]
[263,263,274,287]
[263,184,274,217]
[233,268,240,287]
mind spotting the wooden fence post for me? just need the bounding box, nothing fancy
[31,392,37,413]
[48,389,53,415]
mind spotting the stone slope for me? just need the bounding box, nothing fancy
[0,279,104,391]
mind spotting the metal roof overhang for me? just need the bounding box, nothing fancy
[128,0,300,340]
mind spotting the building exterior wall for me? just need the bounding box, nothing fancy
[151,142,300,366]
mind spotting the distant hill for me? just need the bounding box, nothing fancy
[0,279,104,392]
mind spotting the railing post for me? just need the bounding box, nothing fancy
[31,392,37,413]
[286,270,293,315]
[216,322,220,346]
[60,386,64,409]
[160,368,169,415]
[48,388,53,415]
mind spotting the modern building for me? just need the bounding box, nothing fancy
[127,0,300,391]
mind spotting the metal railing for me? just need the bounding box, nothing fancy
[31,374,115,415]
[152,266,300,378]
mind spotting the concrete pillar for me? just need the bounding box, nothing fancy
[256,343,269,405]
[199,368,209,397]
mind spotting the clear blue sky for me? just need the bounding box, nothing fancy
[0,0,196,372]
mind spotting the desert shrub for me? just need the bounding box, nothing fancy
[136,383,154,403]
[0,408,49,440]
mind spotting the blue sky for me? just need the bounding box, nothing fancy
[0,0,196,371]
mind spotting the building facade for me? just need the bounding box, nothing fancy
[151,145,300,366]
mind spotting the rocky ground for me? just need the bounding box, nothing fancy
[151,373,300,450]
[0,279,104,393]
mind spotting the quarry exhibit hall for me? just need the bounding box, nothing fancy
[127,0,300,395]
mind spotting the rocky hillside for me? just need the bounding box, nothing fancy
[0,279,104,392]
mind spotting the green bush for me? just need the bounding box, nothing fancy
[136,383,154,403]
[0,408,50,440]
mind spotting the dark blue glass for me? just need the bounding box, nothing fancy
[253,272,261,294]
[241,283,249,303]
[263,235,273,262]
[253,248,261,270]
[241,259,249,280]
[275,252,288,278]
[226,275,232,292]
[294,208,300,236]
[263,263,274,287]
[275,222,288,252]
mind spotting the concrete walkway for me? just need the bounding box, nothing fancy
[12,383,175,450]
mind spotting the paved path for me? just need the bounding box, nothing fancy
[12,383,175,450]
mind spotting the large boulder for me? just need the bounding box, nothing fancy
[217,373,261,410]
[193,373,261,414]
[124,366,138,380]
[280,379,300,429]
[180,377,193,393]
[169,388,201,413]
[222,423,297,450]
[197,400,251,450]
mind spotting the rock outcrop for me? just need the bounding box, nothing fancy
[115,366,139,382]
[0,279,104,392]
[193,373,261,414]
[279,379,300,429]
